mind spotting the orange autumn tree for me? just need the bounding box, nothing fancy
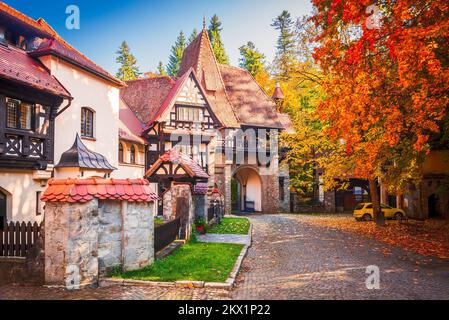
[311,0,449,225]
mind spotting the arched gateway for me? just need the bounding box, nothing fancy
[232,166,262,213]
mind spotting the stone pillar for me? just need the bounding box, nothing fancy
[45,200,100,289]
[224,163,233,215]
[123,202,154,271]
[279,162,291,213]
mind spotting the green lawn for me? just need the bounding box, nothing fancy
[109,241,244,282]
[208,217,250,235]
[154,217,165,227]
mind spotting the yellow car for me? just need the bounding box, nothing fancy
[354,203,406,221]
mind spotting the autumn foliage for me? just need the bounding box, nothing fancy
[310,0,449,223]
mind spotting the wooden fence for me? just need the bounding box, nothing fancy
[154,218,181,254]
[0,221,41,257]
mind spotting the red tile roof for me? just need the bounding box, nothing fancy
[1,2,123,87]
[193,182,209,195]
[120,76,176,125]
[272,83,285,100]
[119,99,147,144]
[0,45,71,98]
[145,148,209,179]
[219,64,283,129]
[41,178,158,203]
[30,38,124,87]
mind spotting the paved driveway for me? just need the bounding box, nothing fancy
[1,214,449,300]
[232,214,449,300]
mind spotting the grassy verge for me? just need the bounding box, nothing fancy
[208,217,250,235]
[154,217,165,227]
[109,240,244,282]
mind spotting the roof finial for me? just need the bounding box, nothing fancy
[203,15,207,30]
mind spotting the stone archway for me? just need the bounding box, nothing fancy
[233,166,262,213]
[428,194,440,218]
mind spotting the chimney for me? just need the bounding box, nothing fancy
[272,82,285,112]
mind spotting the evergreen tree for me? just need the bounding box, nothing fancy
[115,41,141,81]
[239,42,266,77]
[271,10,297,79]
[188,29,198,45]
[157,61,166,76]
[208,15,229,64]
[166,31,186,76]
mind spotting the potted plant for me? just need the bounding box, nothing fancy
[195,218,207,234]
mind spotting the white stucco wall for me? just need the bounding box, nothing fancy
[38,56,120,178]
[246,173,262,212]
[0,170,45,223]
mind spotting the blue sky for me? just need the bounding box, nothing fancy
[5,0,313,74]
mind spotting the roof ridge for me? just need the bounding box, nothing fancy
[125,76,175,83]
[198,30,241,126]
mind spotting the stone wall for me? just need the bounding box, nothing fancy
[162,183,194,239]
[44,199,154,288]
[279,162,291,213]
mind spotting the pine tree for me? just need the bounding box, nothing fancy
[157,61,166,76]
[271,10,296,80]
[239,42,266,77]
[188,29,198,45]
[115,41,141,81]
[208,15,229,65]
[166,31,186,76]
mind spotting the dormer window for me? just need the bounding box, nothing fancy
[81,107,95,138]
[176,106,204,122]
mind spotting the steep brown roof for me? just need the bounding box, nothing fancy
[277,113,295,134]
[219,65,283,128]
[0,45,71,98]
[120,76,176,124]
[178,29,239,128]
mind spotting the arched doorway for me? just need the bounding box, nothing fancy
[428,194,440,218]
[0,190,6,230]
[233,167,262,213]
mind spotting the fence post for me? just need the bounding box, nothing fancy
[8,222,14,256]
[20,222,26,257]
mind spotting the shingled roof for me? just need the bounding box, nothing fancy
[120,24,292,132]
[145,148,209,180]
[178,29,240,128]
[219,64,284,129]
[120,76,176,125]
[41,178,158,203]
[0,44,71,98]
[56,134,117,171]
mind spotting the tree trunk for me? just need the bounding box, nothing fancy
[369,178,385,226]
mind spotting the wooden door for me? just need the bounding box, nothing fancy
[176,197,189,239]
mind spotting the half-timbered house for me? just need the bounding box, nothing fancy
[120,26,294,216]
[0,3,138,224]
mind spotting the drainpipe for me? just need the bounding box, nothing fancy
[56,97,73,117]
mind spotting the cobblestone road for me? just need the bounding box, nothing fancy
[1,214,449,300]
[233,214,449,300]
